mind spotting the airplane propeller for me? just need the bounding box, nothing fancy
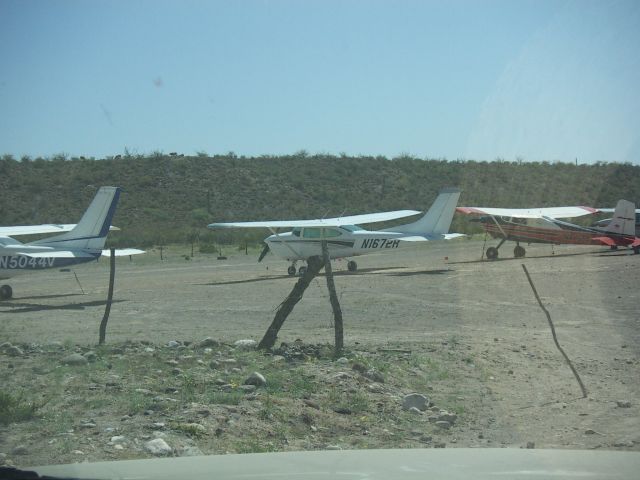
[258,242,270,262]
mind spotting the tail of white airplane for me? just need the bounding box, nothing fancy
[30,187,121,251]
[384,187,461,236]
[601,199,636,236]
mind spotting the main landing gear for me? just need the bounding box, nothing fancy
[0,284,13,300]
[347,260,358,272]
[485,240,526,260]
[287,263,307,276]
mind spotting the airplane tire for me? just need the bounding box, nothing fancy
[298,266,307,276]
[287,266,296,276]
[514,245,526,258]
[347,260,357,272]
[0,285,12,300]
[634,246,640,255]
[485,247,499,260]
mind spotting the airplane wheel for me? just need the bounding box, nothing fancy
[287,266,296,276]
[0,285,12,300]
[347,260,357,272]
[298,266,307,276]
[633,246,640,255]
[610,245,618,251]
[485,247,499,260]
[514,245,526,258]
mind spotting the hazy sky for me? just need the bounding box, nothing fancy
[1,0,638,163]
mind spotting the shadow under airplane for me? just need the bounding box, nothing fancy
[0,299,126,314]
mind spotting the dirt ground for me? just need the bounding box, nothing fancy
[1,238,639,466]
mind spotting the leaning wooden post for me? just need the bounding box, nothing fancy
[99,248,116,345]
[258,256,324,350]
[321,236,344,356]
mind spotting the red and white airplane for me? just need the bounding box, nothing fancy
[457,200,640,259]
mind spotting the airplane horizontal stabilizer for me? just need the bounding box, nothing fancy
[101,249,146,257]
[592,236,616,246]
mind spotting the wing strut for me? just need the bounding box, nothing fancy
[266,226,304,260]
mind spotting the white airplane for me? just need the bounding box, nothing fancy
[209,187,463,275]
[0,186,143,300]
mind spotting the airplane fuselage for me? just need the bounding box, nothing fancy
[265,227,430,262]
[0,251,100,280]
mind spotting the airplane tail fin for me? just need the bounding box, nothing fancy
[31,187,121,251]
[385,187,461,236]
[602,199,636,236]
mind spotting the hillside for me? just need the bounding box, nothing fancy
[1,154,639,247]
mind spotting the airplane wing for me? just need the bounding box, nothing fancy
[456,206,598,219]
[0,224,120,237]
[209,210,421,229]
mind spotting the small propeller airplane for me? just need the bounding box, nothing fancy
[209,187,463,275]
[457,199,640,259]
[0,186,144,299]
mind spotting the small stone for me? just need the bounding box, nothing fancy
[616,400,631,408]
[335,357,349,364]
[214,378,227,386]
[135,388,153,395]
[333,407,352,415]
[585,429,597,435]
[244,372,266,387]
[166,340,180,348]
[171,368,183,375]
[363,369,384,383]
[271,355,286,363]
[114,444,124,450]
[0,342,13,352]
[240,385,256,393]
[83,351,97,362]
[304,399,320,410]
[526,442,535,449]
[11,445,28,455]
[179,445,204,456]
[110,435,126,444]
[408,407,423,415]
[325,445,342,450]
[79,422,96,429]
[144,347,155,353]
[435,420,451,429]
[198,337,220,348]
[402,393,429,411]
[351,362,367,373]
[5,345,24,357]
[61,353,88,366]
[233,339,257,350]
[209,360,221,370]
[145,438,172,455]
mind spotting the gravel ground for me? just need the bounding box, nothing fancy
[1,238,639,466]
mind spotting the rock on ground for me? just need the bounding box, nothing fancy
[145,438,172,456]
[402,393,429,411]
[61,353,88,366]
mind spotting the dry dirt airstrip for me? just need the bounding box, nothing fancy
[1,238,639,466]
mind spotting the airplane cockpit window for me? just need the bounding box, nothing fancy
[302,228,341,238]
[291,227,301,237]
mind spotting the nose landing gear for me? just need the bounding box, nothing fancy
[0,284,13,300]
